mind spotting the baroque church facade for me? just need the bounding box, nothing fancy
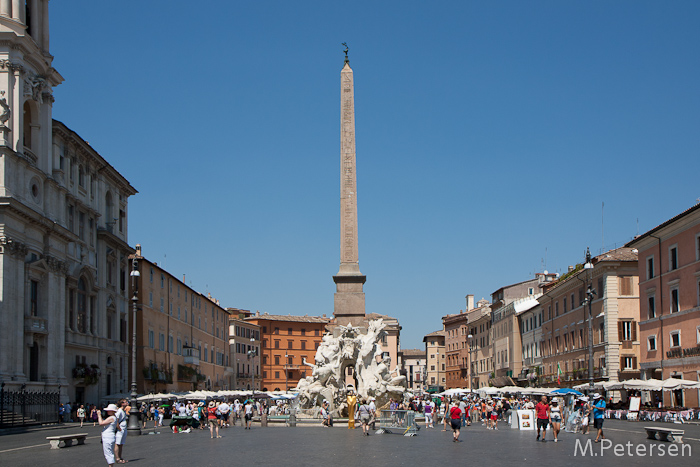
[0,1,136,404]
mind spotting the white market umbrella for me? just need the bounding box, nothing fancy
[660,378,700,390]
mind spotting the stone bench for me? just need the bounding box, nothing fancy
[46,433,88,449]
[644,426,684,443]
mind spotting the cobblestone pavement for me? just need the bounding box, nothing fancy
[1,419,699,466]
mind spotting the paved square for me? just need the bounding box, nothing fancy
[1,420,698,466]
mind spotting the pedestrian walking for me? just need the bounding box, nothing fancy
[592,393,606,442]
[357,398,373,436]
[77,404,86,427]
[98,404,121,467]
[580,397,590,434]
[424,398,433,428]
[449,401,462,442]
[244,399,254,430]
[535,396,550,442]
[549,398,562,442]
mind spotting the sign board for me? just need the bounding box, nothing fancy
[629,396,641,412]
[517,410,535,430]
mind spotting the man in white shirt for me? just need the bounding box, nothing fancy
[368,398,377,429]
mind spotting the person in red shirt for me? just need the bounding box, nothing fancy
[535,396,550,442]
[449,400,463,442]
[207,401,220,439]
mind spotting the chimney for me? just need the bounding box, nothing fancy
[255,310,260,317]
[568,265,574,273]
[466,294,474,311]
[135,244,142,257]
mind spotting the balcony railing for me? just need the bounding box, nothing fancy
[183,347,200,365]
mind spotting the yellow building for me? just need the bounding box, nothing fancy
[130,245,232,394]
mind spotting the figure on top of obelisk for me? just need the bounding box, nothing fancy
[333,43,367,327]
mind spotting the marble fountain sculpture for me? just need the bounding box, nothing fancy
[294,319,407,416]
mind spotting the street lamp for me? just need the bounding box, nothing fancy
[127,256,141,435]
[247,337,256,397]
[583,247,597,393]
[467,334,473,392]
[285,352,289,392]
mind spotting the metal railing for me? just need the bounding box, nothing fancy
[376,410,419,436]
[0,384,59,428]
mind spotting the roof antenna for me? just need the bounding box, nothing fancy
[601,201,605,253]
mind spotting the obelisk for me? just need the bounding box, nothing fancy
[333,46,366,327]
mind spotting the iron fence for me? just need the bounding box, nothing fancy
[376,409,419,436]
[0,383,59,428]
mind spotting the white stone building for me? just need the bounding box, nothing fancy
[0,2,136,404]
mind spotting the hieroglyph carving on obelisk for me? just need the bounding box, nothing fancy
[338,62,361,275]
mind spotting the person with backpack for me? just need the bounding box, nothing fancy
[357,398,373,436]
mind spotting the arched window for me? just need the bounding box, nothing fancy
[77,278,87,333]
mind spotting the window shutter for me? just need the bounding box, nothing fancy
[617,321,624,341]
[632,356,637,369]
[620,356,624,370]
[631,321,637,341]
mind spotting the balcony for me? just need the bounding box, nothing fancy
[25,316,48,334]
[183,346,200,365]
[284,364,300,370]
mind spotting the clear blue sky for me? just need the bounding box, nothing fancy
[50,1,700,350]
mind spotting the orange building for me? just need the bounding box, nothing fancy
[246,312,330,391]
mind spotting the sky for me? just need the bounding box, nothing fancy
[49,1,700,350]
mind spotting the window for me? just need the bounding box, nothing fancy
[161,273,165,288]
[274,340,280,349]
[168,335,173,353]
[670,287,680,313]
[274,327,279,335]
[647,256,654,280]
[148,330,154,348]
[555,302,559,316]
[619,277,633,296]
[274,355,280,365]
[571,293,575,309]
[618,321,635,341]
[528,287,534,295]
[301,328,306,336]
[563,298,567,313]
[697,326,700,345]
[648,295,656,319]
[288,328,293,335]
[670,331,680,348]
[287,340,293,350]
[159,333,165,351]
[160,297,164,313]
[275,371,280,379]
[622,356,635,370]
[301,341,306,350]
[598,278,604,298]
[315,329,319,336]
[647,335,657,351]
[669,245,678,271]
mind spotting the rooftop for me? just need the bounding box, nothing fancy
[401,348,425,357]
[246,313,330,324]
[626,202,700,247]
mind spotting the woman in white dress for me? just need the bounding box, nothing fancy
[98,404,121,466]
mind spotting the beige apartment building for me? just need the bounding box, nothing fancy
[401,349,426,392]
[466,299,492,389]
[627,203,700,407]
[540,247,640,388]
[490,275,552,386]
[518,302,545,386]
[131,246,232,394]
[227,308,261,391]
[423,330,445,392]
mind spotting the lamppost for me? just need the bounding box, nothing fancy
[467,334,474,392]
[583,248,597,393]
[285,352,289,392]
[127,256,141,435]
[247,337,256,396]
